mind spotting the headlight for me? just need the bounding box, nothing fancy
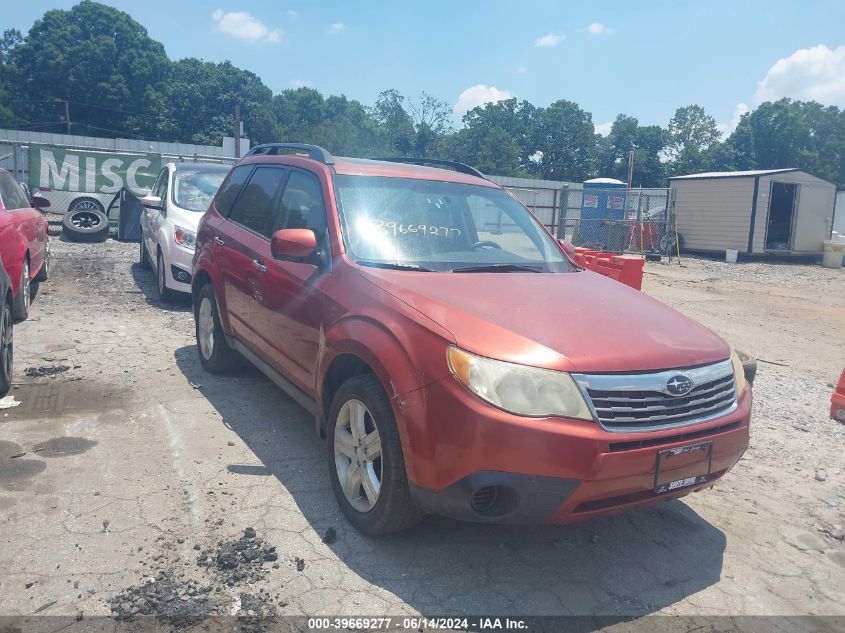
[730,349,747,395]
[447,346,594,420]
[174,226,196,250]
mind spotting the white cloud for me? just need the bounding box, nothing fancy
[594,121,613,136]
[716,102,750,138]
[286,10,299,17]
[211,10,282,43]
[328,21,346,34]
[535,32,566,48]
[755,44,845,107]
[288,79,313,89]
[454,84,513,116]
[586,22,612,35]
[515,66,527,74]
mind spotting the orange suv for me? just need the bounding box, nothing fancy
[192,143,752,535]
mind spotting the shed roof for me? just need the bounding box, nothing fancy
[670,169,797,180]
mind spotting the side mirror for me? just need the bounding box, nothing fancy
[31,194,51,209]
[558,238,576,258]
[141,195,162,210]
[271,228,317,261]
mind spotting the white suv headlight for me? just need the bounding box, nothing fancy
[447,346,594,420]
[174,226,197,250]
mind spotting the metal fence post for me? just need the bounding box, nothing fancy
[557,185,569,239]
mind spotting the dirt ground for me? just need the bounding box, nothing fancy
[0,239,843,625]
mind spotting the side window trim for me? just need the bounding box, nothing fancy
[227,165,289,240]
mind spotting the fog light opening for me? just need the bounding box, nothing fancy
[470,485,519,517]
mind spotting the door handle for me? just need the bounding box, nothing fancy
[252,259,267,273]
[213,236,225,246]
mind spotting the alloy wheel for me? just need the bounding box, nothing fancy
[21,262,30,310]
[69,210,102,229]
[197,297,215,360]
[1,303,12,383]
[334,399,383,512]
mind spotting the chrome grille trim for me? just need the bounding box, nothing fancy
[573,359,738,433]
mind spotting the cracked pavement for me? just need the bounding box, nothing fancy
[0,239,842,620]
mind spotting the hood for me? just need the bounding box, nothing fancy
[358,268,730,373]
[167,205,205,232]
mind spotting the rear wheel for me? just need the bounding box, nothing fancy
[13,259,30,321]
[195,284,242,373]
[0,298,12,397]
[327,374,423,535]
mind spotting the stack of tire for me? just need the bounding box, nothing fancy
[61,198,109,243]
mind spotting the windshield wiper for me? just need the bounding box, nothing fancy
[357,260,432,272]
[451,264,543,273]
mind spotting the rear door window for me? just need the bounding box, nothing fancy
[228,166,287,238]
[214,165,253,218]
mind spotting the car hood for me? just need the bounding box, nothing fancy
[358,268,730,373]
[167,205,205,231]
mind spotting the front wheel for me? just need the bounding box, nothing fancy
[156,250,176,303]
[327,374,424,535]
[13,259,30,321]
[139,237,151,270]
[0,298,12,397]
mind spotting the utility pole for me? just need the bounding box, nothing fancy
[234,103,241,158]
[64,101,71,135]
[626,150,634,188]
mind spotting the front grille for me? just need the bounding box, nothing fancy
[573,359,737,432]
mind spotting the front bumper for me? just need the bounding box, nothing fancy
[166,246,194,293]
[400,375,751,524]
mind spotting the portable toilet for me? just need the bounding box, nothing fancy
[578,178,627,250]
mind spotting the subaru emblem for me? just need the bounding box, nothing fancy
[666,375,693,396]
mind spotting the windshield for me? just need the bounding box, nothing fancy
[172,169,227,212]
[334,175,572,272]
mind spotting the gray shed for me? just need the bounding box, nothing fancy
[669,169,837,255]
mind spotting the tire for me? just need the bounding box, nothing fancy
[327,374,424,535]
[736,350,757,385]
[139,237,151,270]
[0,297,12,398]
[62,209,109,243]
[35,244,49,282]
[195,283,242,373]
[68,197,105,214]
[13,259,30,321]
[156,250,176,303]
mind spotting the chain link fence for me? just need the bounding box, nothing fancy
[556,187,674,255]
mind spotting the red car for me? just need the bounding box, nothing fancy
[832,370,845,422]
[192,144,752,535]
[0,169,50,320]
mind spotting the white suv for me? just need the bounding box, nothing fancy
[139,162,229,301]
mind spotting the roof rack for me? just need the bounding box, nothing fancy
[246,143,335,164]
[370,156,485,179]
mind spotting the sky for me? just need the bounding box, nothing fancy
[6,0,845,136]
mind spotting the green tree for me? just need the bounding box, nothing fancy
[454,98,536,173]
[725,99,845,183]
[371,89,415,154]
[532,99,596,181]
[667,105,721,175]
[165,58,275,145]
[9,0,170,137]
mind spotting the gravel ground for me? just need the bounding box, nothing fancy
[0,240,842,626]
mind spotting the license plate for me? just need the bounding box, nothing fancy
[653,441,713,495]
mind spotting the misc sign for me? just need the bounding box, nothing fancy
[29,145,161,196]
